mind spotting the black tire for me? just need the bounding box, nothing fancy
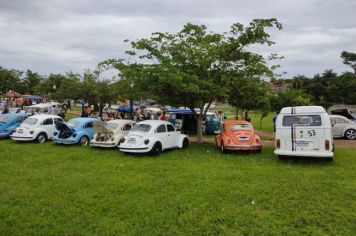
[150,142,162,156]
[326,157,334,162]
[278,155,285,160]
[79,136,89,146]
[345,129,356,140]
[182,138,189,149]
[37,133,47,144]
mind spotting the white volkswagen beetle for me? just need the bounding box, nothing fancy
[119,120,189,155]
[330,115,356,140]
[90,119,136,148]
[11,114,64,143]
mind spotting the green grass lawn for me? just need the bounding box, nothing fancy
[223,109,275,133]
[0,140,355,235]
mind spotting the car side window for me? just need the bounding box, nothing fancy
[54,118,63,125]
[86,122,94,128]
[156,124,166,133]
[122,123,132,131]
[43,118,53,125]
[167,124,175,132]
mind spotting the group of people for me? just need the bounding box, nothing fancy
[133,108,168,122]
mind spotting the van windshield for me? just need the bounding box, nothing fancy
[282,115,322,127]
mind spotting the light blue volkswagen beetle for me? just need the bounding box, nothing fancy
[53,117,99,146]
[0,113,28,138]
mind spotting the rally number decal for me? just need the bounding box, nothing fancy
[308,130,316,136]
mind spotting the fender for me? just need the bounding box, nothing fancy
[177,134,188,148]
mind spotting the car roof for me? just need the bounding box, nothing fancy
[107,119,136,125]
[224,120,251,125]
[69,117,98,124]
[28,114,62,120]
[136,120,173,127]
[279,106,326,114]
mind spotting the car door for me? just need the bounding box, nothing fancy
[166,124,178,147]
[42,118,56,138]
[155,124,169,149]
[332,117,347,137]
[85,121,95,138]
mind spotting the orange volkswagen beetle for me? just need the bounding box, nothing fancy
[215,120,262,153]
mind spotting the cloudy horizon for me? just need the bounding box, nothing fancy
[0,0,355,78]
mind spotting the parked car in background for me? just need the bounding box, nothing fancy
[215,120,262,153]
[167,108,221,134]
[274,106,334,160]
[330,108,356,122]
[11,114,64,143]
[0,113,28,138]
[330,115,356,140]
[119,120,189,155]
[25,102,61,115]
[90,119,136,148]
[54,118,98,146]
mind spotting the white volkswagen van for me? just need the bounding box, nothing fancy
[274,106,334,160]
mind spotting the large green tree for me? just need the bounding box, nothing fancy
[115,19,282,142]
[341,51,356,74]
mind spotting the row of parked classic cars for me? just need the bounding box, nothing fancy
[1,106,355,159]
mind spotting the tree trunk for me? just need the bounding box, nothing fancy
[197,116,203,143]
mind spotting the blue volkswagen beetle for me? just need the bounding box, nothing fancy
[0,113,28,138]
[53,117,99,146]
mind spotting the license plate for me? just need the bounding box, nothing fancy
[239,137,248,141]
[296,141,310,147]
[17,130,23,134]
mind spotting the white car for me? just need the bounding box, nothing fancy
[90,119,136,148]
[330,115,356,140]
[119,120,189,155]
[11,114,64,143]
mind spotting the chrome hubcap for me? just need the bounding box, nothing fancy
[80,137,88,146]
[346,130,356,139]
[38,135,45,143]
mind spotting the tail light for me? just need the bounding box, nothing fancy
[13,128,17,133]
[227,139,231,144]
[325,140,330,150]
[30,130,34,134]
[256,138,260,144]
[144,139,150,145]
[276,139,280,149]
[119,138,125,144]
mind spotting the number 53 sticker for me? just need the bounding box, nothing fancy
[308,130,316,136]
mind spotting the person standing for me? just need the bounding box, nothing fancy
[81,106,89,117]
[159,111,169,121]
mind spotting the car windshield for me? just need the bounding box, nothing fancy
[67,120,81,127]
[282,115,322,126]
[229,123,252,131]
[107,123,118,130]
[23,118,38,125]
[210,114,220,122]
[0,117,11,123]
[131,124,151,132]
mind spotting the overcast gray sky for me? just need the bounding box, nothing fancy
[0,0,355,78]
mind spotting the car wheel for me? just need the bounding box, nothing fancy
[37,133,47,144]
[345,129,356,140]
[150,142,162,156]
[182,138,189,149]
[79,136,89,146]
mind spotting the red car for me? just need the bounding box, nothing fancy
[215,120,262,153]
